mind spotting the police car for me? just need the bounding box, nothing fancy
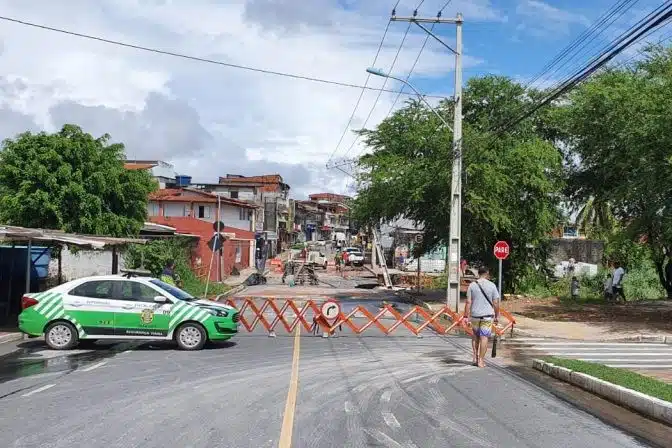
[18,273,239,351]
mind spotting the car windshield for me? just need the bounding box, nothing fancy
[149,279,196,301]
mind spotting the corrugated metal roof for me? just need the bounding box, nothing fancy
[0,226,146,249]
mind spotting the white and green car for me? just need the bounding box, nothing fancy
[18,275,239,351]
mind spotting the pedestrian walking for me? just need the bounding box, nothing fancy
[604,273,614,302]
[570,276,580,300]
[612,262,626,302]
[463,266,500,368]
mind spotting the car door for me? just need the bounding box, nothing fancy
[65,280,117,336]
[112,280,173,338]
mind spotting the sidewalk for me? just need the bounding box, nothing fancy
[511,315,672,342]
[223,267,258,287]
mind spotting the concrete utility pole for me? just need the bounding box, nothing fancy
[391,13,464,311]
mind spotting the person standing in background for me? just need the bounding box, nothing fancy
[612,262,626,302]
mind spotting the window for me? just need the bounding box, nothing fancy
[239,208,251,221]
[147,202,160,217]
[149,279,195,302]
[198,205,210,219]
[230,191,239,199]
[563,226,579,238]
[70,281,114,299]
[116,281,161,302]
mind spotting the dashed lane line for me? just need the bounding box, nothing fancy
[81,361,108,372]
[21,384,55,397]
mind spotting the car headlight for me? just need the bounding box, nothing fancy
[205,308,229,317]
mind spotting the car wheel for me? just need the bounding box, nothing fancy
[175,322,207,351]
[45,321,79,350]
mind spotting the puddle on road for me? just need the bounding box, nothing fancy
[0,342,123,383]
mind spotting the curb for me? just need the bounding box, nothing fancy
[511,327,672,344]
[0,332,23,345]
[532,359,672,425]
[215,284,247,302]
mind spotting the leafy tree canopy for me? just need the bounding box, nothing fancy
[0,124,156,237]
[352,76,565,288]
[560,45,672,297]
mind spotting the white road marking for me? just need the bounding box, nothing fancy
[380,390,392,403]
[363,429,404,448]
[353,383,367,393]
[608,364,672,368]
[121,350,133,355]
[382,412,401,429]
[22,384,55,397]
[81,361,108,372]
[344,401,354,413]
[508,339,672,369]
[506,342,667,347]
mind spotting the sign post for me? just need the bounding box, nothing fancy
[493,241,510,295]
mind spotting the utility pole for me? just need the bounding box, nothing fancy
[391,12,464,311]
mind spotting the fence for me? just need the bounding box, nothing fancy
[223,297,516,338]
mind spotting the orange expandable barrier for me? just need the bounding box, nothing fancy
[224,297,516,337]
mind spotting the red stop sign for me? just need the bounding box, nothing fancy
[494,241,510,260]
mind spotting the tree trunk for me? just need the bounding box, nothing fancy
[654,258,672,300]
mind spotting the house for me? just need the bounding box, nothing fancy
[124,160,178,188]
[308,193,352,242]
[147,188,258,280]
[195,174,292,256]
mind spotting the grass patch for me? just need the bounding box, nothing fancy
[544,356,672,403]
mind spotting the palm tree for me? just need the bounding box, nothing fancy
[575,196,615,238]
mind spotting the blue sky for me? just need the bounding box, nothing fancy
[0,0,668,198]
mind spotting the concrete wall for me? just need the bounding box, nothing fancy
[221,204,252,231]
[549,238,604,265]
[48,248,122,282]
[164,203,186,217]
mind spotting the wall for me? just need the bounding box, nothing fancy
[220,204,252,231]
[47,248,122,282]
[211,186,258,202]
[193,202,214,222]
[164,203,186,217]
[549,238,604,265]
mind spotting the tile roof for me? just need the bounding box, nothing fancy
[148,188,257,208]
[217,174,289,192]
[124,162,157,170]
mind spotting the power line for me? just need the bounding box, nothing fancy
[341,21,413,159]
[531,0,640,91]
[499,4,672,134]
[523,0,639,91]
[325,3,401,166]
[0,14,448,99]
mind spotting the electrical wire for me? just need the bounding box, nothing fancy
[0,14,448,99]
[325,2,402,166]
[497,3,672,134]
[348,1,454,164]
[531,0,641,92]
[523,0,640,91]
[340,21,413,159]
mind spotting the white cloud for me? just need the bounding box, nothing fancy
[0,0,494,197]
[516,0,590,37]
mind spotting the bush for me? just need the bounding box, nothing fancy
[623,259,666,301]
[125,238,229,298]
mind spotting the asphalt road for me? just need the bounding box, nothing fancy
[0,328,653,448]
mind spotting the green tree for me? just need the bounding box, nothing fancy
[575,196,616,239]
[0,124,156,237]
[353,76,565,291]
[561,45,672,298]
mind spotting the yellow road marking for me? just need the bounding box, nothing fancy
[278,326,301,448]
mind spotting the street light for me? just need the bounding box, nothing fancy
[365,68,452,131]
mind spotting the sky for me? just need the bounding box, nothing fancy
[0,0,669,199]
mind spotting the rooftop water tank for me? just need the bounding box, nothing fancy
[175,175,192,187]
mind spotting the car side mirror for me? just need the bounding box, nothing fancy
[154,296,168,303]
